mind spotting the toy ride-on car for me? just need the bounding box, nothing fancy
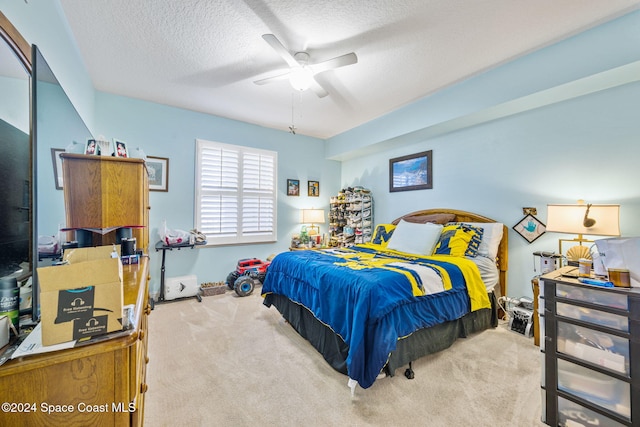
[225,258,271,297]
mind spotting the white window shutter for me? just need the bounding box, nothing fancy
[195,139,277,245]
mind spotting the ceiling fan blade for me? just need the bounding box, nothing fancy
[262,34,299,68]
[253,71,290,85]
[312,52,358,74]
[309,78,329,98]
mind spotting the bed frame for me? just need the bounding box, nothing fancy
[263,208,509,385]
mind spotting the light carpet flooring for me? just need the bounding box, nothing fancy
[144,289,545,426]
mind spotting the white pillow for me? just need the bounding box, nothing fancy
[456,222,503,260]
[386,220,443,255]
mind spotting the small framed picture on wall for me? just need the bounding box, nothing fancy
[308,181,319,197]
[287,179,300,196]
[147,156,169,192]
[513,214,546,243]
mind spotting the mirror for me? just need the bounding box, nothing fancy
[0,13,32,316]
[32,45,94,321]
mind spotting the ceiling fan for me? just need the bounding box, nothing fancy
[254,34,358,98]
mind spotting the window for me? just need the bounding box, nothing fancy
[195,139,277,245]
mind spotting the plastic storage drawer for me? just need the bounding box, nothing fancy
[558,396,626,427]
[557,359,630,419]
[557,321,629,374]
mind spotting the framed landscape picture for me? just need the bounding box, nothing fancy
[389,150,433,192]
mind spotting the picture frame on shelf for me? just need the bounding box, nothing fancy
[308,180,319,197]
[114,139,128,158]
[513,214,546,243]
[287,179,300,196]
[85,139,98,155]
[51,148,64,190]
[389,150,433,192]
[147,156,169,192]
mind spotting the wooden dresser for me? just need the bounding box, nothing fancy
[0,257,151,426]
[60,154,150,252]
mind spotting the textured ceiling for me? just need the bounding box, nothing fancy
[58,0,640,139]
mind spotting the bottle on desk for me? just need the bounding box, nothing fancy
[578,258,592,277]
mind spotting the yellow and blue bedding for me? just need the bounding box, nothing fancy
[261,244,490,389]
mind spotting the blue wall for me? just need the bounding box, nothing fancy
[94,92,339,297]
[329,11,640,298]
[4,1,640,299]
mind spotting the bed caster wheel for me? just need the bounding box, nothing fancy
[404,362,414,379]
[234,276,255,297]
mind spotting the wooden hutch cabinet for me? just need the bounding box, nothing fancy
[0,153,152,426]
[61,154,150,252]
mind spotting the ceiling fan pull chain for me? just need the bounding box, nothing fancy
[289,93,296,134]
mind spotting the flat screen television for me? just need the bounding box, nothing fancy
[0,24,30,284]
[31,45,94,321]
[0,119,30,279]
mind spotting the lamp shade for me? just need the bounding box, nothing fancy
[546,204,620,237]
[301,209,326,224]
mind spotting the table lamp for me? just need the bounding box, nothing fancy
[546,202,620,264]
[301,208,325,236]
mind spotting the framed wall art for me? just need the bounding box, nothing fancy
[513,214,546,243]
[287,179,300,196]
[147,156,169,192]
[389,150,433,192]
[308,180,319,197]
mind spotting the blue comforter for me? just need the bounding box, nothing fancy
[261,245,490,389]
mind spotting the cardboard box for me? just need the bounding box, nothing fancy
[63,245,119,263]
[38,246,123,346]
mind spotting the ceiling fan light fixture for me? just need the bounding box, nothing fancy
[289,65,314,91]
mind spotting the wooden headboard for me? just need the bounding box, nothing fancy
[392,208,508,298]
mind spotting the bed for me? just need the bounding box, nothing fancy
[261,209,508,390]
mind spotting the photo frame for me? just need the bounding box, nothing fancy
[389,150,433,192]
[51,148,64,190]
[146,156,169,192]
[308,180,319,197]
[513,214,546,243]
[287,179,300,196]
[85,139,98,155]
[113,139,128,158]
